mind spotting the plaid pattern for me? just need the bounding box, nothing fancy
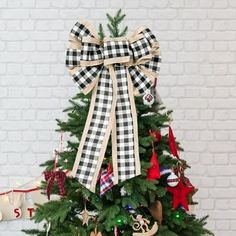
[66,20,161,191]
[104,40,130,59]
[115,65,136,180]
[66,48,81,68]
[128,66,152,94]
[142,28,157,45]
[75,67,113,189]
[100,169,114,196]
[81,43,104,62]
[130,37,151,60]
[143,55,161,74]
[73,66,101,90]
[44,170,66,200]
[70,22,92,38]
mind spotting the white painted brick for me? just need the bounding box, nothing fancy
[201,199,215,209]
[22,64,35,75]
[215,177,230,187]
[215,131,229,141]
[140,0,168,8]
[148,9,177,19]
[208,9,236,19]
[22,0,35,8]
[208,31,235,41]
[0,2,236,235]
[1,10,29,19]
[216,221,230,230]
[7,21,21,31]
[229,64,236,74]
[21,20,35,31]
[60,9,89,19]
[0,0,7,7]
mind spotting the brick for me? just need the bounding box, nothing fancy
[180,10,207,19]
[22,0,35,8]
[1,10,29,19]
[22,20,35,30]
[208,52,235,63]
[208,10,236,19]
[216,220,230,230]
[36,20,65,31]
[148,9,177,19]
[215,177,230,187]
[140,0,168,8]
[30,10,59,19]
[214,154,229,165]
[214,87,230,97]
[208,31,235,41]
[200,131,214,141]
[60,9,89,19]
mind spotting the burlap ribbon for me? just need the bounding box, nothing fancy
[66,19,161,192]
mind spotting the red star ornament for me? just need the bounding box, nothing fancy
[167,181,194,211]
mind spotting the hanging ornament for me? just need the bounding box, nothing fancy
[44,151,67,200]
[146,149,160,180]
[148,200,163,225]
[167,181,194,211]
[167,172,179,187]
[132,215,158,236]
[100,164,114,196]
[143,90,155,106]
[168,126,180,159]
[149,130,162,142]
[81,204,90,226]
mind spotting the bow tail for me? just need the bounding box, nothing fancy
[71,67,117,192]
[112,66,140,182]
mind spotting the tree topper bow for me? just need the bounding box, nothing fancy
[66,19,161,192]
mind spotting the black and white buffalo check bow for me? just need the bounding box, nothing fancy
[66,19,161,192]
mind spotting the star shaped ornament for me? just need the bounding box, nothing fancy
[167,181,194,211]
[81,208,89,226]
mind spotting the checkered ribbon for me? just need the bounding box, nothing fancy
[44,170,66,200]
[66,19,161,192]
[100,169,114,196]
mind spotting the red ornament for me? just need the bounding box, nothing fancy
[167,181,194,211]
[149,130,162,142]
[168,126,179,159]
[147,150,160,180]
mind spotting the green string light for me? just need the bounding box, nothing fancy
[175,212,180,219]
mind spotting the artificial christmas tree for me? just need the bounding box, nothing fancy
[23,10,214,236]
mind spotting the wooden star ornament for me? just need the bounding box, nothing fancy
[81,207,89,226]
[167,181,194,211]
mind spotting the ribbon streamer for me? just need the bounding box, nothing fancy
[66,19,161,192]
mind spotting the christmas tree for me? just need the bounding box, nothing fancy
[23,10,214,236]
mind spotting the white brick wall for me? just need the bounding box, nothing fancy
[0,1,235,235]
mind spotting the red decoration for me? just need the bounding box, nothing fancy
[44,170,66,200]
[167,181,194,211]
[147,149,160,180]
[149,130,162,142]
[168,126,179,159]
